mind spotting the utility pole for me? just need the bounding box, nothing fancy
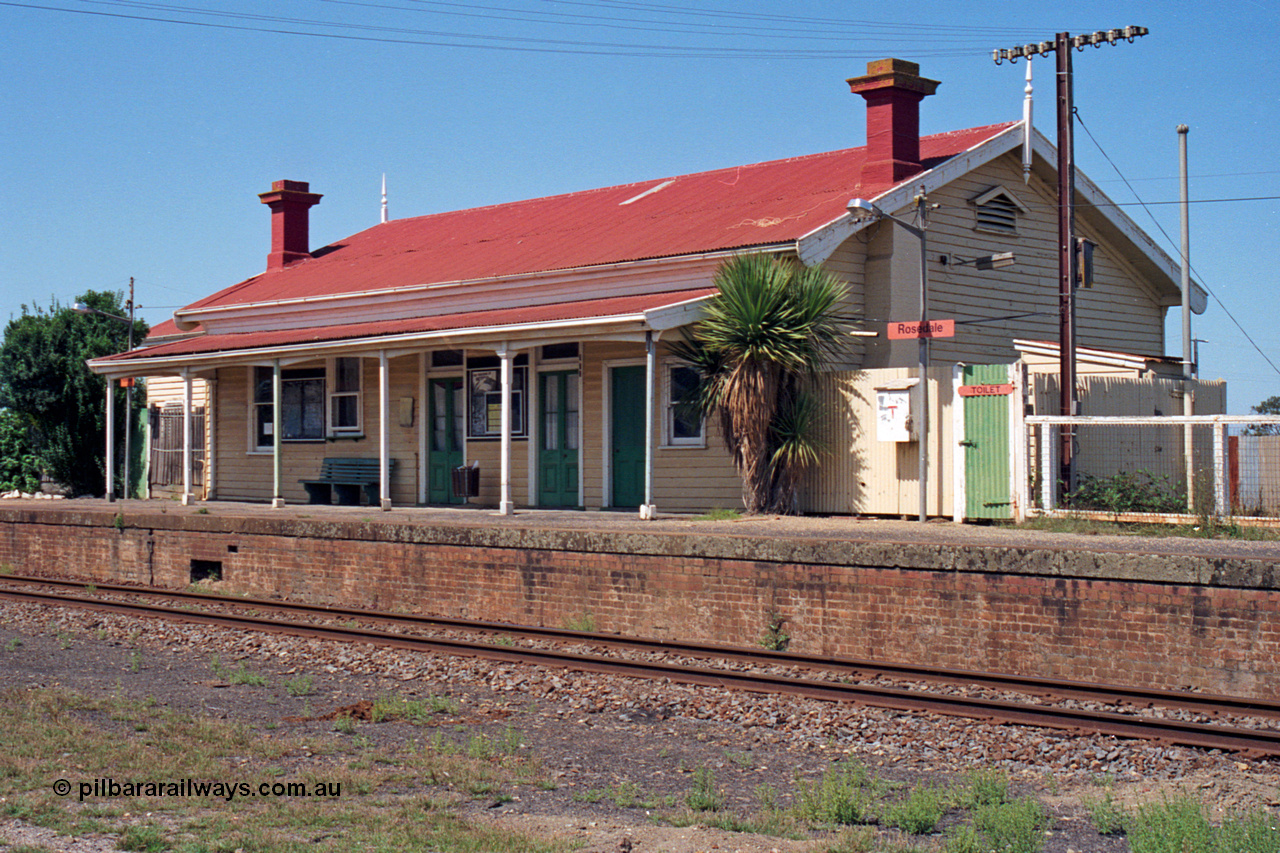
[123,277,136,499]
[914,191,930,523]
[1179,125,1194,509]
[992,26,1148,495]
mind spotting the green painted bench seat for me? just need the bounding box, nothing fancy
[300,457,393,506]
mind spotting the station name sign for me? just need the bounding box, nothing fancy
[887,319,955,340]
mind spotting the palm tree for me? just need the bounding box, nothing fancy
[671,254,847,514]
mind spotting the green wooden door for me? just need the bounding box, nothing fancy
[428,378,465,504]
[962,364,1012,519]
[539,371,580,507]
[610,365,646,508]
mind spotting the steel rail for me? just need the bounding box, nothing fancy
[3,573,1279,722]
[3,584,1280,757]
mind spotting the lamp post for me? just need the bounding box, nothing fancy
[847,198,1016,522]
[75,283,137,501]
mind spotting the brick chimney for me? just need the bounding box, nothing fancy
[258,180,323,270]
[848,59,940,186]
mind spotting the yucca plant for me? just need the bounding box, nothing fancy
[671,254,847,514]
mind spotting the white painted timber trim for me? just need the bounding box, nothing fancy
[89,313,660,377]
[951,363,965,524]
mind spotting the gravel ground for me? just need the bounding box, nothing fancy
[2,597,1279,853]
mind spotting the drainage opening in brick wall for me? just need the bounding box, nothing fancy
[191,559,222,583]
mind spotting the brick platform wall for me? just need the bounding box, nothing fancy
[2,511,1278,698]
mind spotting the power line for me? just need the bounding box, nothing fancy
[1095,169,1280,184]
[1074,108,1280,381]
[318,0,1038,42]
[0,0,1018,57]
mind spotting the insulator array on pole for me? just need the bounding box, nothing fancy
[992,26,1147,64]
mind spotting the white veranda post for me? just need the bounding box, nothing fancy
[271,360,285,508]
[104,382,115,501]
[640,331,657,520]
[379,351,391,511]
[498,346,514,515]
[182,370,193,506]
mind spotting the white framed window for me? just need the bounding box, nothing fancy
[249,359,362,451]
[663,361,704,447]
[327,356,362,434]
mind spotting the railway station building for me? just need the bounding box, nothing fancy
[89,59,1205,518]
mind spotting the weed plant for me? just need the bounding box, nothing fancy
[283,674,315,697]
[881,783,948,835]
[758,612,790,651]
[562,612,597,632]
[370,694,458,723]
[695,507,742,521]
[1064,470,1188,514]
[793,761,884,826]
[959,797,1048,853]
[955,767,1010,809]
[209,655,267,686]
[685,766,723,812]
[1126,795,1280,853]
[1083,788,1127,835]
[117,823,167,852]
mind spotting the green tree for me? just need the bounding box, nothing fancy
[0,292,148,496]
[0,409,41,493]
[1246,395,1280,436]
[671,254,847,514]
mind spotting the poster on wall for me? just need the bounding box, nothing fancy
[876,388,914,442]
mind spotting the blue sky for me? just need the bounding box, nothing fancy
[2,0,1277,411]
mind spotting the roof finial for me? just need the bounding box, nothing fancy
[1022,59,1033,184]
[381,173,388,224]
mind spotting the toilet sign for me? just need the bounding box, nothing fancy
[887,319,955,340]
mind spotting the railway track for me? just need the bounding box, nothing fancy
[3,573,1279,757]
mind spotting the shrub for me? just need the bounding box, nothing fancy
[1064,470,1187,514]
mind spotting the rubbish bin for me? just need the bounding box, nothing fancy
[451,464,480,500]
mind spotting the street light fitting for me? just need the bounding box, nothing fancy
[846,198,883,221]
[846,198,927,238]
[73,302,130,323]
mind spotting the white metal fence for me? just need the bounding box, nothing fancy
[1021,415,1280,523]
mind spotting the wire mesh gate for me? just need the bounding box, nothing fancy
[148,404,204,490]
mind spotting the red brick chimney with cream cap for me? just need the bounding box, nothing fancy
[848,59,940,186]
[259,180,323,270]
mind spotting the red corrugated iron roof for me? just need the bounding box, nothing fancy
[102,288,717,363]
[185,124,1015,313]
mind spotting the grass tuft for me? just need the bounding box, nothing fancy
[793,761,883,827]
[685,765,723,812]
